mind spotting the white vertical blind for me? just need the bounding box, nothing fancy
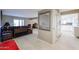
[14,19,24,26]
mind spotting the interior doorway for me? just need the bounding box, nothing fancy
[61,13,78,36]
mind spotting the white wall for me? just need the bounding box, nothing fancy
[38,30,52,43]
[2,15,30,26]
[78,13,79,26]
[61,14,78,27]
[29,19,38,25]
[24,18,38,27]
[2,15,13,26]
[38,10,52,43]
[51,10,61,43]
[38,10,61,44]
[24,19,30,26]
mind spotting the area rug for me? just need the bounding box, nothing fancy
[0,40,19,50]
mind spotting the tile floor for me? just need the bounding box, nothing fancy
[14,25,79,50]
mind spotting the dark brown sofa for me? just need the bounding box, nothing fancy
[1,25,32,41]
[13,26,32,37]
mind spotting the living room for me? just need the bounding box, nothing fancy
[1,0,79,59]
[1,9,79,50]
[0,9,39,49]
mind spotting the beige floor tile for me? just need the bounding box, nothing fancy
[14,26,79,50]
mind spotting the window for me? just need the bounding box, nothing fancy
[14,19,24,26]
[19,20,24,26]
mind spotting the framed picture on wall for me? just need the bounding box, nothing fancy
[38,10,51,31]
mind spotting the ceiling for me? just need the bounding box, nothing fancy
[2,9,41,18]
[2,9,74,18]
[60,9,74,12]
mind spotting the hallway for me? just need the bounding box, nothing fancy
[53,25,79,49]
